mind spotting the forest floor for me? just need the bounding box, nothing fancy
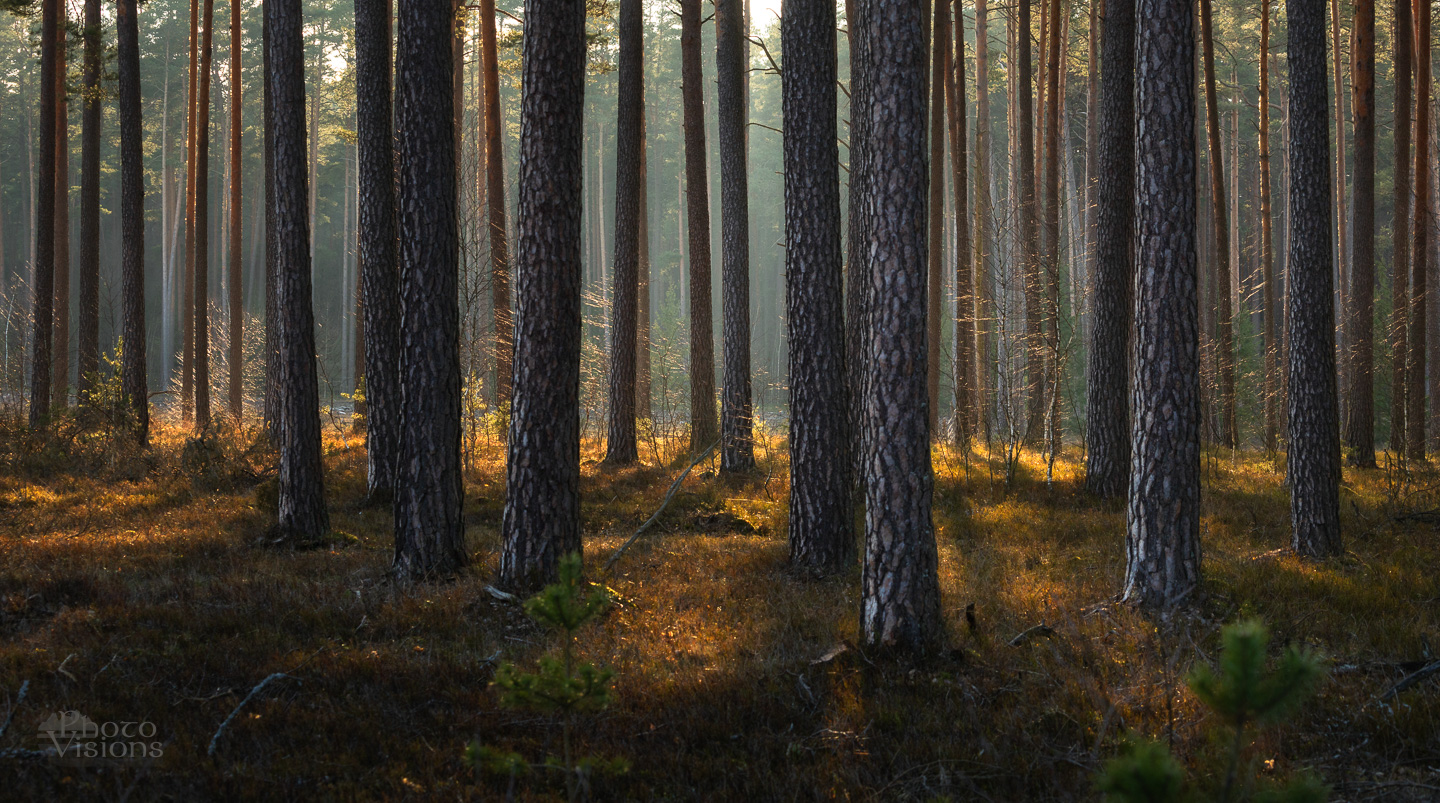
[0,414,1435,801]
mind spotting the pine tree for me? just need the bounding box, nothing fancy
[717,0,755,472]
[604,0,642,466]
[117,0,148,444]
[29,0,58,426]
[680,0,718,454]
[76,0,99,403]
[1344,0,1376,466]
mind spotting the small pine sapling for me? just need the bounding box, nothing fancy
[467,553,626,801]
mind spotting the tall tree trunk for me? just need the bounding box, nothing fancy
[1261,0,1281,452]
[927,0,946,436]
[949,0,973,443]
[263,0,280,441]
[717,0,755,472]
[77,0,100,402]
[1331,0,1349,384]
[1018,0,1043,441]
[357,0,400,501]
[269,0,329,541]
[393,0,464,578]
[859,0,941,655]
[30,0,58,426]
[784,0,852,573]
[1083,0,1134,498]
[184,0,198,421]
[118,0,148,444]
[1345,0,1375,466]
[229,0,244,419]
[480,0,511,405]
[681,0,718,453]
[845,0,872,488]
[1287,0,1343,556]
[604,0,642,466]
[194,0,215,431]
[1407,0,1429,462]
[1084,0,1099,328]
[1124,0,1200,609]
[54,29,69,409]
[1392,0,1412,453]
[499,0,586,593]
[1042,0,1062,459]
[974,0,992,439]
[638,110,652,420]
[1200,0,1236,449]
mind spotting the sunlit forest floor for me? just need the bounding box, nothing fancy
[0,414,1436,800]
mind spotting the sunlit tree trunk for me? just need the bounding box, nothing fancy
[1261,0,1281,452]
[681,0,718,453]
[53,27,69,409]
[1344,0,1375,466]
[30,0,58,426]
[194,0,215,431]
[1018,0,1042,442]
[974,0,993,438]
[1041,0,1062,458]
[1392,0,1412,452]
[183,0,198,422]
[638,110,652,421]
[118,0,148,444]
[77,0,101,402]
[949,0,973,443]
[605,0,642,466]
[263,0,280,442]
[228,0,244,419]
[927,0,946,436]
[480,0,511,406]
[1200,0,1236,449]
[717,0,755,472]
[1407,0,1429,462]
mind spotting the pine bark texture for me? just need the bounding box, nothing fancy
[948,0,973,443]
[480,0,511,405]
[784,0,852,573]
[1406,0,1428,462]
[194,0,215,431]
[356,0,401,500]
[1041,0,1063,454]
[1018,0,1043,440]
[845,0,872,488]
[269,0,329,541]
[681,0,718,453]
[973,0,992,438]
[638,112,652,419]
[859,0,942,654]
[717,0,755,472]
[393,0,465,579]
[1391,0,1411,452]
[499,0,586,594]
[30,0,57,426]
[1345,0,1375,466]
[1261,0,1280,452]
[182,0,196,421]
[54,37,69,408]
[228,0,244,418]
[1286,0,1343,557]
[926,0,946,436]
[118,0,148,444]
[1083,0,1135,498]
[1124,0,1201,609]
[77,0,100,401]
[605,0,642,466]
[1200,0,1237,448]
[263,5,280,441]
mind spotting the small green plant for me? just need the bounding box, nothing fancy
[467,553,625,801]
[1097,619,1328,803]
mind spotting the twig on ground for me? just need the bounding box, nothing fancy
[1377,660,1440,702]
[603,439,720,572]
[208,672,293,757]
[0,680,29,740]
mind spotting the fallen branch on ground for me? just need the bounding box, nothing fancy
[603,439,720,573]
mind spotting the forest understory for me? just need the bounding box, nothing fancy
[0,416,1433,801]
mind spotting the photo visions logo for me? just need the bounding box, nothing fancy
[35,710,164,766]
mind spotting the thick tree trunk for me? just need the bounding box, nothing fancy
[1407,0,1429,462]
[927,0,946,436]
[356,0,401,500]
[269,0,329,541]
[1392,0,1412,452]
[1261,0,1280,452]
[604,0,642,466]
[1287,0,1343,556]
[499,0,586,593]
[194,0,215,431]
[480,0,511,406]
[784,0,852,573]
[77,0,100,402]
[717,0,755,472]
[859,0,942,654]
[949,0,973,444]
[54,34,69,409]
[392,0,465,579]
[30,0,58,426]
[1344,0,1375,466]
[1083,0,1135,498]
[681,0,718,453]
[845,0,872,488]
[228,0,244,419]
[1200,0,1237,449]
[1124,0,1201,609]
[118,0,148,444]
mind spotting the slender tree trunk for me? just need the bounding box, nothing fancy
[1083,0,1135,498]
[717,0,755,471]
[194,0,215,431]
[263,0,280,441]
[118,0,148,444]
[604,0,642,466]
[54,30,69,409]
[1084,0,1099,329]
[1018,0,1043,441]
[499,0,586,593]
[228,0,244,418]
[1392,0,1411,453]
[681,0,718,453]
[859,0,942,655]
[1261,0,1281,452]
[480,0,511,405]
[1041,0,1062,458]
[1287,0,1343,556]
[1124,0,1200,609]
[1332,0,1349,381]
[845,0,872,487]
[184,0,198,421]
[1200,0,1236,449]
[974,0,992,439]
[1408,0,1429,462]
[77,0,100,402]
[637,110,652,420]
[1345,0,1375,466]
[30,0,58,427]
[269,0,329,541]
[949,0,973,443]
[927,0,946,436]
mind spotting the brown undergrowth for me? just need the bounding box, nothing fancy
[0,415,1434,800]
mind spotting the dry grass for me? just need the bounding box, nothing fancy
[0,415,1435,801]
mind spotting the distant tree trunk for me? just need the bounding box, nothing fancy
[637,111,652,420]
[927,0,946,436]
[263,4,280,441]
[30,0,58,426]
[357,0,400,500]
[1083,0,1134,498]
[54,30,69,409]
[77,0,100,402]
[118,0,148,444]
[1200,0,1236,449]
[1287,0,1342,556]
[1261,0,1281,452]
[194,0,215,431]
[1041,0,1062,458]
[784,0,852,573]
[681,0,718,453]
[717,0,755,472]
[1392,0,1412,452]
[269,0,329,541]
[392,0,464,579]
[949,0,973,444]
[974,0,992,438]
[184,0,198,422]
[480,0,511,405]
[1084,0,1099,314]
[859,0,942,654]
[1407,0,1429,462]
[845,0,872,488]
[1018,0,1042,441]
[1344,0,1375,466]
[228,0,244,419]
[1124,0,1200,609]
[604,0,642,466]
[1331,0,1349,383]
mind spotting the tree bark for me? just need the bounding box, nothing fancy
[480,0,511,406]
[269,0,329,541]
[1344,0,1375,466]
[263,3,280,441]
[1041,0,1062,457]
[604,0,642,466]
[1124,0,1201,609]
[54,29,69,409]
[1392,0,1412,452]
[118,0,149,444]
[1261,0,1280,452]
[974,0,992,439]
[859,0,942,654]
[717,0,756,472]
[499,0,586,594]
[77,0,100,402]
[183,0,197,422]
[356,0,401,500]
[1083,0,1135,498]
[784,0,853,573]
[949,0,973,444]
[30,0,58,426]
[194,0,215,431]
[845,0,872,488]
[1018,0,1042,441]
[638,109,652,421]
[927,0,946,437]
[228,0,244,419]
[1200,0,1236,449]
[681,0,718,453]
[1407,0,1429,462]
[1287,0,1343,557]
